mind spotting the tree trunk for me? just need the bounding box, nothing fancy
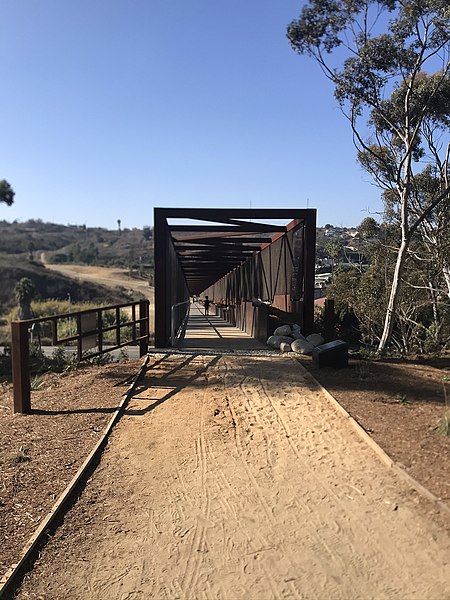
[443,266,450,300]
[377,123,413,354]
[18,300,32,320]
[377,238,409,354]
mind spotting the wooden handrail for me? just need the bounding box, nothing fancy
[11,299,150,414]
[11,300,145,326]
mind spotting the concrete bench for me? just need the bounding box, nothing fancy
[312,339,348,369]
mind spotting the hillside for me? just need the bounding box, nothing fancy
[0,256,134,312]
[0,219,153,312]
[0,219,154,269]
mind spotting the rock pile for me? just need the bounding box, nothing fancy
[266,324,324,355]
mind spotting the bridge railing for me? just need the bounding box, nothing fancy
[170,300,190,346]
[11,299,150,414]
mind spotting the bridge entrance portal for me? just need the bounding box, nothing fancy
[154,208,316,348]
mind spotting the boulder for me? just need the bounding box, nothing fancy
[279,342,292,353]
[274,324,292,337]
[267,335,293,349]
[267,335,282,348]
[306,333,325,347]
[290,331,306,341]
[291,339,314,355]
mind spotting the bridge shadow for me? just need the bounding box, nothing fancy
[297,355,450,407]
[123,352,222,416]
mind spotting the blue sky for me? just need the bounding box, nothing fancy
[0,0,383,229]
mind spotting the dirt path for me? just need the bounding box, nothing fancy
[17,354,450,600]
[41,259,154,329]
[41,259,153,297]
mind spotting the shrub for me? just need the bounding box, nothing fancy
[0,346,12,379]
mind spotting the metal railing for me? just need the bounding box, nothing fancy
[171,300,190,346]
[11,299,150,414]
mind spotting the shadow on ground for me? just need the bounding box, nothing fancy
[298,355,450,406]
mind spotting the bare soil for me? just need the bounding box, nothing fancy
[0,359,143,580]
[42,262,152,296]
[42,262,155,331]
[297,354,450,503]
[6,353,450,600]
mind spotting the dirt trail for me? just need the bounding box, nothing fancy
[41,259,153,297]
[41,260,154,329]
[17,354,450,600]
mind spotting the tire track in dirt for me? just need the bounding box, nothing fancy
[259,362,401,590]
[15,353,450,600]
[219,356,449,599]
[247,363,377,581]
[202,379,300,600]
[181,386,211,598]
[222,357,347,599]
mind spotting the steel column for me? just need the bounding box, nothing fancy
[302,210,317,334]
[154,208,169,347]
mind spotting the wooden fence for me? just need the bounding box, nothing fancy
[11,300,150,414]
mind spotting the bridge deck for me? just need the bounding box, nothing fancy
[181,303,266,351]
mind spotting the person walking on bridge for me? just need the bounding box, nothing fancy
[203,296,211,315]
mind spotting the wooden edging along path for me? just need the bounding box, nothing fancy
[0,354,150,599]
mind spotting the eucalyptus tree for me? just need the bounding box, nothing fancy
[288,0,450,353]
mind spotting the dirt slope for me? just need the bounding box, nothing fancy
[42,261,153,296]
[17,354,450,600]
[42,261,154,330]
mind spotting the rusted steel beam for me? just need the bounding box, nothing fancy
[131,304,136,346]
[11,321,31,414]
[178,250,259,257]
[180,259,245,265]
[181,259,250,266]
[51,320,58,345]
[139,300,149,356]
[170,223,285,233]
[324,298,335,342]
[184,275,240,281]
[183,270,241,276]
[180,258,245,263]
[171,215,287,233]
[178,248,254,255]
[157,208,314,219]
[154,208,169,347]
[173,242,265,249]
[115,307,121,346]
[170,226,254,232]
[172,234,273,243]
[303,211,317,334]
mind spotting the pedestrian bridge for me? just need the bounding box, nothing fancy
[153,208,317,348]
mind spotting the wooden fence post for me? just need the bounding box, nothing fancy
[11,321,31,414]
